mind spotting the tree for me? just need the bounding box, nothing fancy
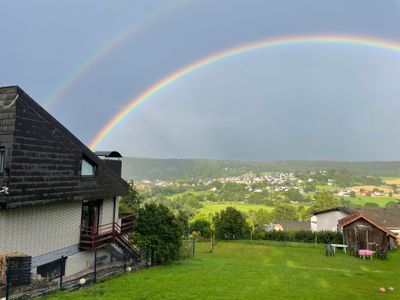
[271,204,298,222]
[120,186,143,214]
[312,191,339,211]
[133,203,183,265]
[191,218,212,238]
[304,182,316,193]
[213,207,250,240]
[176,210,189,237]
[247,209,272,229]
[285,188,305,203]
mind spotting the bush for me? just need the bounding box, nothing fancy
[190,218,212,238]
[213,207,250,240]
[256,230,342,244]
[133,203,184,265]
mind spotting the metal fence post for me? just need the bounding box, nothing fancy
[94,250,97,284]
[124,249,127,272]
[59,256,66,288]
[5,260,10,300]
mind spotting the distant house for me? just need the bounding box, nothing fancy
[310,207,353,232]
[277,221,310,231]
[262,223,282,232]
[0,86,137,280]
[263,221,310,232]
[339,208,400,250]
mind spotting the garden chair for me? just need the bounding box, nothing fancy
[350,244,359,256]
[377,247,388,260]
[325,244,334,256]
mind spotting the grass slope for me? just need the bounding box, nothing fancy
[44,241,399,300]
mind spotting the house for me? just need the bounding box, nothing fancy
[0,86,137,280]
[310,207,353,232]
[262,223,282,232]
[339,208,400,250]
[276,221,310,231]
[263,221,310,232]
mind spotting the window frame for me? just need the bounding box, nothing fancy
[0,147,5,176]
[36,258,66,281]
[80,154,97,178]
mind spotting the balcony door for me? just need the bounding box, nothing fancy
[81,200,102,234]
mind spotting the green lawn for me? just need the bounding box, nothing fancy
[199,202,275,213]
[349,195,395,207]
[316,185,339,191]
[44,241,400,300]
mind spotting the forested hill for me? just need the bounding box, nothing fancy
[121,157,400,181]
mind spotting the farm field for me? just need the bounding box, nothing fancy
[348,195,395,207]
[44,241,400,300]
[199,202,275,213]
[383,177,400,185]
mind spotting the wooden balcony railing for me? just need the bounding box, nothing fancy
[79,214,135,250]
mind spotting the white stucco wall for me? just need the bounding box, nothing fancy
[100,198,116,225]
[312,211,348,232]
[0,198,116,258]
[65,249,111,277]
[0,201,82,257]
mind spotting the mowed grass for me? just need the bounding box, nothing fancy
[199,202,275,213]
[44,241,400,300]
[349,195,396,207]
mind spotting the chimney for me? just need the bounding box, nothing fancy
[95,151,123,177]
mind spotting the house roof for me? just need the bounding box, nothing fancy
[0,86,130,209]
[278,221,310,231]
[338,208,400,239]
[312,207,353,216]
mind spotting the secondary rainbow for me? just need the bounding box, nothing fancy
[43,0,189,109]
[89,34,400,150]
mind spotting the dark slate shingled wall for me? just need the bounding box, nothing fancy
[0,87,17,194]
[0,86,129,209]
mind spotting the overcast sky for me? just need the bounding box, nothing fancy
[1,0,400,161]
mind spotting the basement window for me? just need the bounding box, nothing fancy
[81,156,96,177]
[37,259,66,280]
[0,147,4,175]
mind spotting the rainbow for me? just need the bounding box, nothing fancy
[89,34,400,150]
[43,0,189,109]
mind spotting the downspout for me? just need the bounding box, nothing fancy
[112,197,116,242]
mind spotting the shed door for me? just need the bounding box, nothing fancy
[356,226,368,249]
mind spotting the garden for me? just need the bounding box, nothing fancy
[43,240,400,300]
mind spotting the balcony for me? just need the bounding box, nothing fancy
[79,214,135,250]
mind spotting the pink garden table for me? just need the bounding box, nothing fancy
[358,249,375,260]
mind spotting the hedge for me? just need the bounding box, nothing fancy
[254,230,343,244]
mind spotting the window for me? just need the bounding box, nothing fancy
[81,156,96,177]
[36,258,66,280]
[0,147,4,175]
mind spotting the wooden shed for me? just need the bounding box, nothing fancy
[339,209,400,250]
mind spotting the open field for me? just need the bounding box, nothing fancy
[199,202,275,214]
[44,241,400,300]
[384,178,400,185]
[349,195,397,207]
